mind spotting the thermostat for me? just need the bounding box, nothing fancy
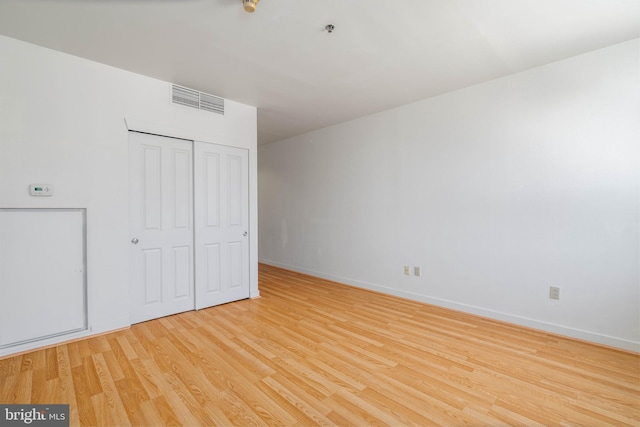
[29,184,54,196]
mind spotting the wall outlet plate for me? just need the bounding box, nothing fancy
[404,266,410,275]
[549,286,560,300]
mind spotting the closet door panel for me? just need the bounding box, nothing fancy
[194,142,249,309]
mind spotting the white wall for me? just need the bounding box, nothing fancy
[259,39,640,352]
[0,35,258,357]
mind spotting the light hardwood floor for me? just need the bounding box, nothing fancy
[1,263,638,426]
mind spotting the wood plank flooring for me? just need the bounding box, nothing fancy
[1,263,638,426]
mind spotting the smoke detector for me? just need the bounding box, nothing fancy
[243,0,260,13]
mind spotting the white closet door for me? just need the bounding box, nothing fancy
[129,132,195,324]
[194,142,250,309]
[0,209,86,348]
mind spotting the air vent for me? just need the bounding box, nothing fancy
[199,92,225,114]
[172,85,224,115]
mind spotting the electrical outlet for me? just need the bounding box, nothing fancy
[404,266,410,275]
[414,266,421,277]
[549,286,560,300]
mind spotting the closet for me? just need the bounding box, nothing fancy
[128,132,249,323]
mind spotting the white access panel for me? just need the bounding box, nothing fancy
[0,208,87,348]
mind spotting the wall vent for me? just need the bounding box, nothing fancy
[172,85,224,115]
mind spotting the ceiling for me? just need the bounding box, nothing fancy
[0,0,638,145]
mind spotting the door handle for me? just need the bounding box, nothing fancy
[243,231,248,237]
[131,238,139,244]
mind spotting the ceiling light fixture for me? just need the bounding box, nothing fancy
[243,0,260,13]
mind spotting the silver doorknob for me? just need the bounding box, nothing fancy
[131,238,139,244]
[243,231,248,236]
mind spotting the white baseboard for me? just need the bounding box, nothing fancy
[259,259,640,353]
[0,316,131,359]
